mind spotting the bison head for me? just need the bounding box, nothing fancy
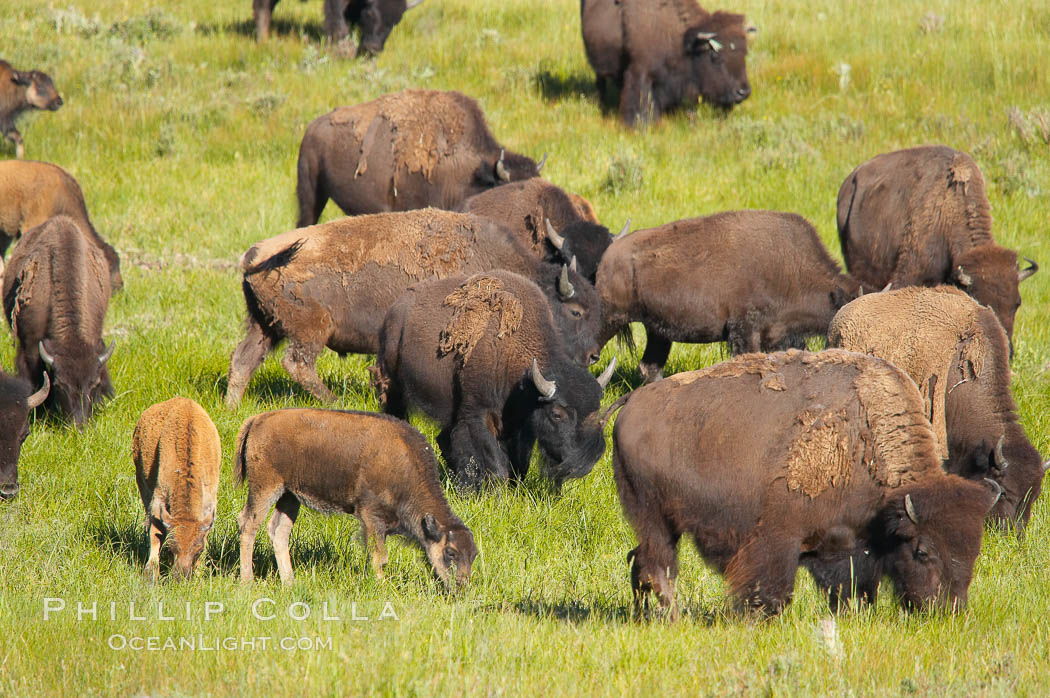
[0,374,49,501]
[526,359,608,486]
[959,433,1048,534]
[475,149,541,190]
[421,513,478,589]
[544,218,616,284]
[682,13,753,110]
[39,339,114,428]
[170,515,215,580]
[952,244,1037,341]
[13,69,63,111]
[536,262,604,366]
[350,0,424,56]
[877,477,1000,612]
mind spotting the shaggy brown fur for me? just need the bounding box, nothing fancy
[614,349,998,618]
[597,210,859,382]
[837,145,1037,340]
[829,286,1049,530]
[438,274,523,365]
[2,215,113,427]
[133,397,221,582]
[234,408,477,588]
[0,160,123,290]
[1,60,63,159]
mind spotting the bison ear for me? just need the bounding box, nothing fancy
[685,31,721,56]
[11,71,31,86]
[882,494,919,538]
[953,265,973,287]
[981,478,1003,513]
[830,286,853,309]
[422,513,442,542]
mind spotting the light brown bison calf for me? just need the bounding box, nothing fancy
[133,397,221,582]
[0,60,63,159]
[234,409,477,588]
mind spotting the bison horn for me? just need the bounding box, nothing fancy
[881,282,893,292]
[558,264,575,300]
[1043,458,1050,473]
[27,372,50,409]
[983,478,1003,505]
[596,356,617,389]
[99,341,116,365]
[616,219,631,239]
[1019,256,1038,282]
[696,31,717,41]
[993,434,1009,471]
[38,341,55,369]
[904,494,919,524]
[954,266,973,287]
[545,218,565,250]
[406,0,425,8]
[531,359,557,399]
[496,149,510,182]
[537,152,548,173]
[569,255,578,273]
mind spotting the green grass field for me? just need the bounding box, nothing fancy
[2,0,1049,694]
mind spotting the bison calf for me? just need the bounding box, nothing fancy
[235,408,477,588]
[0,372,49,500]
[613,349,999,618]
[1,60,63,159]
[829,286,1049,532]
[597,210,858,382]
[133,398,221,581]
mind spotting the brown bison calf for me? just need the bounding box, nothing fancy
[234,408,477,588]
[837,145,1038,342]
[829,286,1049,532]
[613,349,999,618]
[1,60,63,159]
[0,372,49,500]
[597,210,859,382]
[133,398,221,581]
[0,160,123,290]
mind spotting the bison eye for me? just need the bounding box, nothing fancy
[915,546,931,562]
[570,309,583,318]
[550,406,568,422]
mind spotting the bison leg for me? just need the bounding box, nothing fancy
[144,517,165,583]
[226,318,276,408]
[628,541,680,621]
[506,423,536,482]
[359,510,389,580]
[725,532,802,615]
[281,341,335,402]
[3,128,24,159]
[447,417,512,490]
[804,548,881,612]
[267,493,301,585]
[620,67,655,127]
[639,331,672,383]
[727,308,765,354]
[296,148,329,227]
[253,0,278,41]
[323,0,352,45]
[237,485,283,583]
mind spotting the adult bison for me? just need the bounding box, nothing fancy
[0,372,49,500]
[225,210,601,407]
[296,90,541,227]
[829,286,1048,532]
[461,177,619,283]
[0,160,123,290]
[2,216,114,427]
[597,210,859,382]
[375,270,614,490]
[1,60,63,159]
[837,145,1038,342]
[612,349,1000,618]
[580,0,754,125]
[254,0,424,55]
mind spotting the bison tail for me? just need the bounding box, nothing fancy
[615,325,637,354]
[232,417,255,488]
[241,238,305,276]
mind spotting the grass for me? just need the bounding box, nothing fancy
[1,0,1049,694]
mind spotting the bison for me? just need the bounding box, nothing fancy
[375,270,614,490]
[0,159,123,290]
[612,349,1001,618]
[0,372,49,500]
[133,397,222,582]
[837,145,1038,343]
[596,210,859,382]
[2,215,114,427]
[234,408,477,588]
[1,60,63,159]
[580,0,754,125]
[828,286,1049,532]
[460,177,621,283]
[226,210,601,407]
[254,0,424,54]
[296,90,541,227]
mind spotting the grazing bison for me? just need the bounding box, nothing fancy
[0,160,123,290]
[133,397,222,581]
[580,0,754,125]
[461,177,620,282]
[596,210,859,382]
[613,349,1000,618]
[296,90,541,226]
[235,408,477,588]
[1,60,63,159]
[0,372,49,500]
[837,145,1038,342]
[2,216,114,427]
[254,0,424,54]
[226,210,601,407]
[829,286,1049,532]
[375,270,614,489]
